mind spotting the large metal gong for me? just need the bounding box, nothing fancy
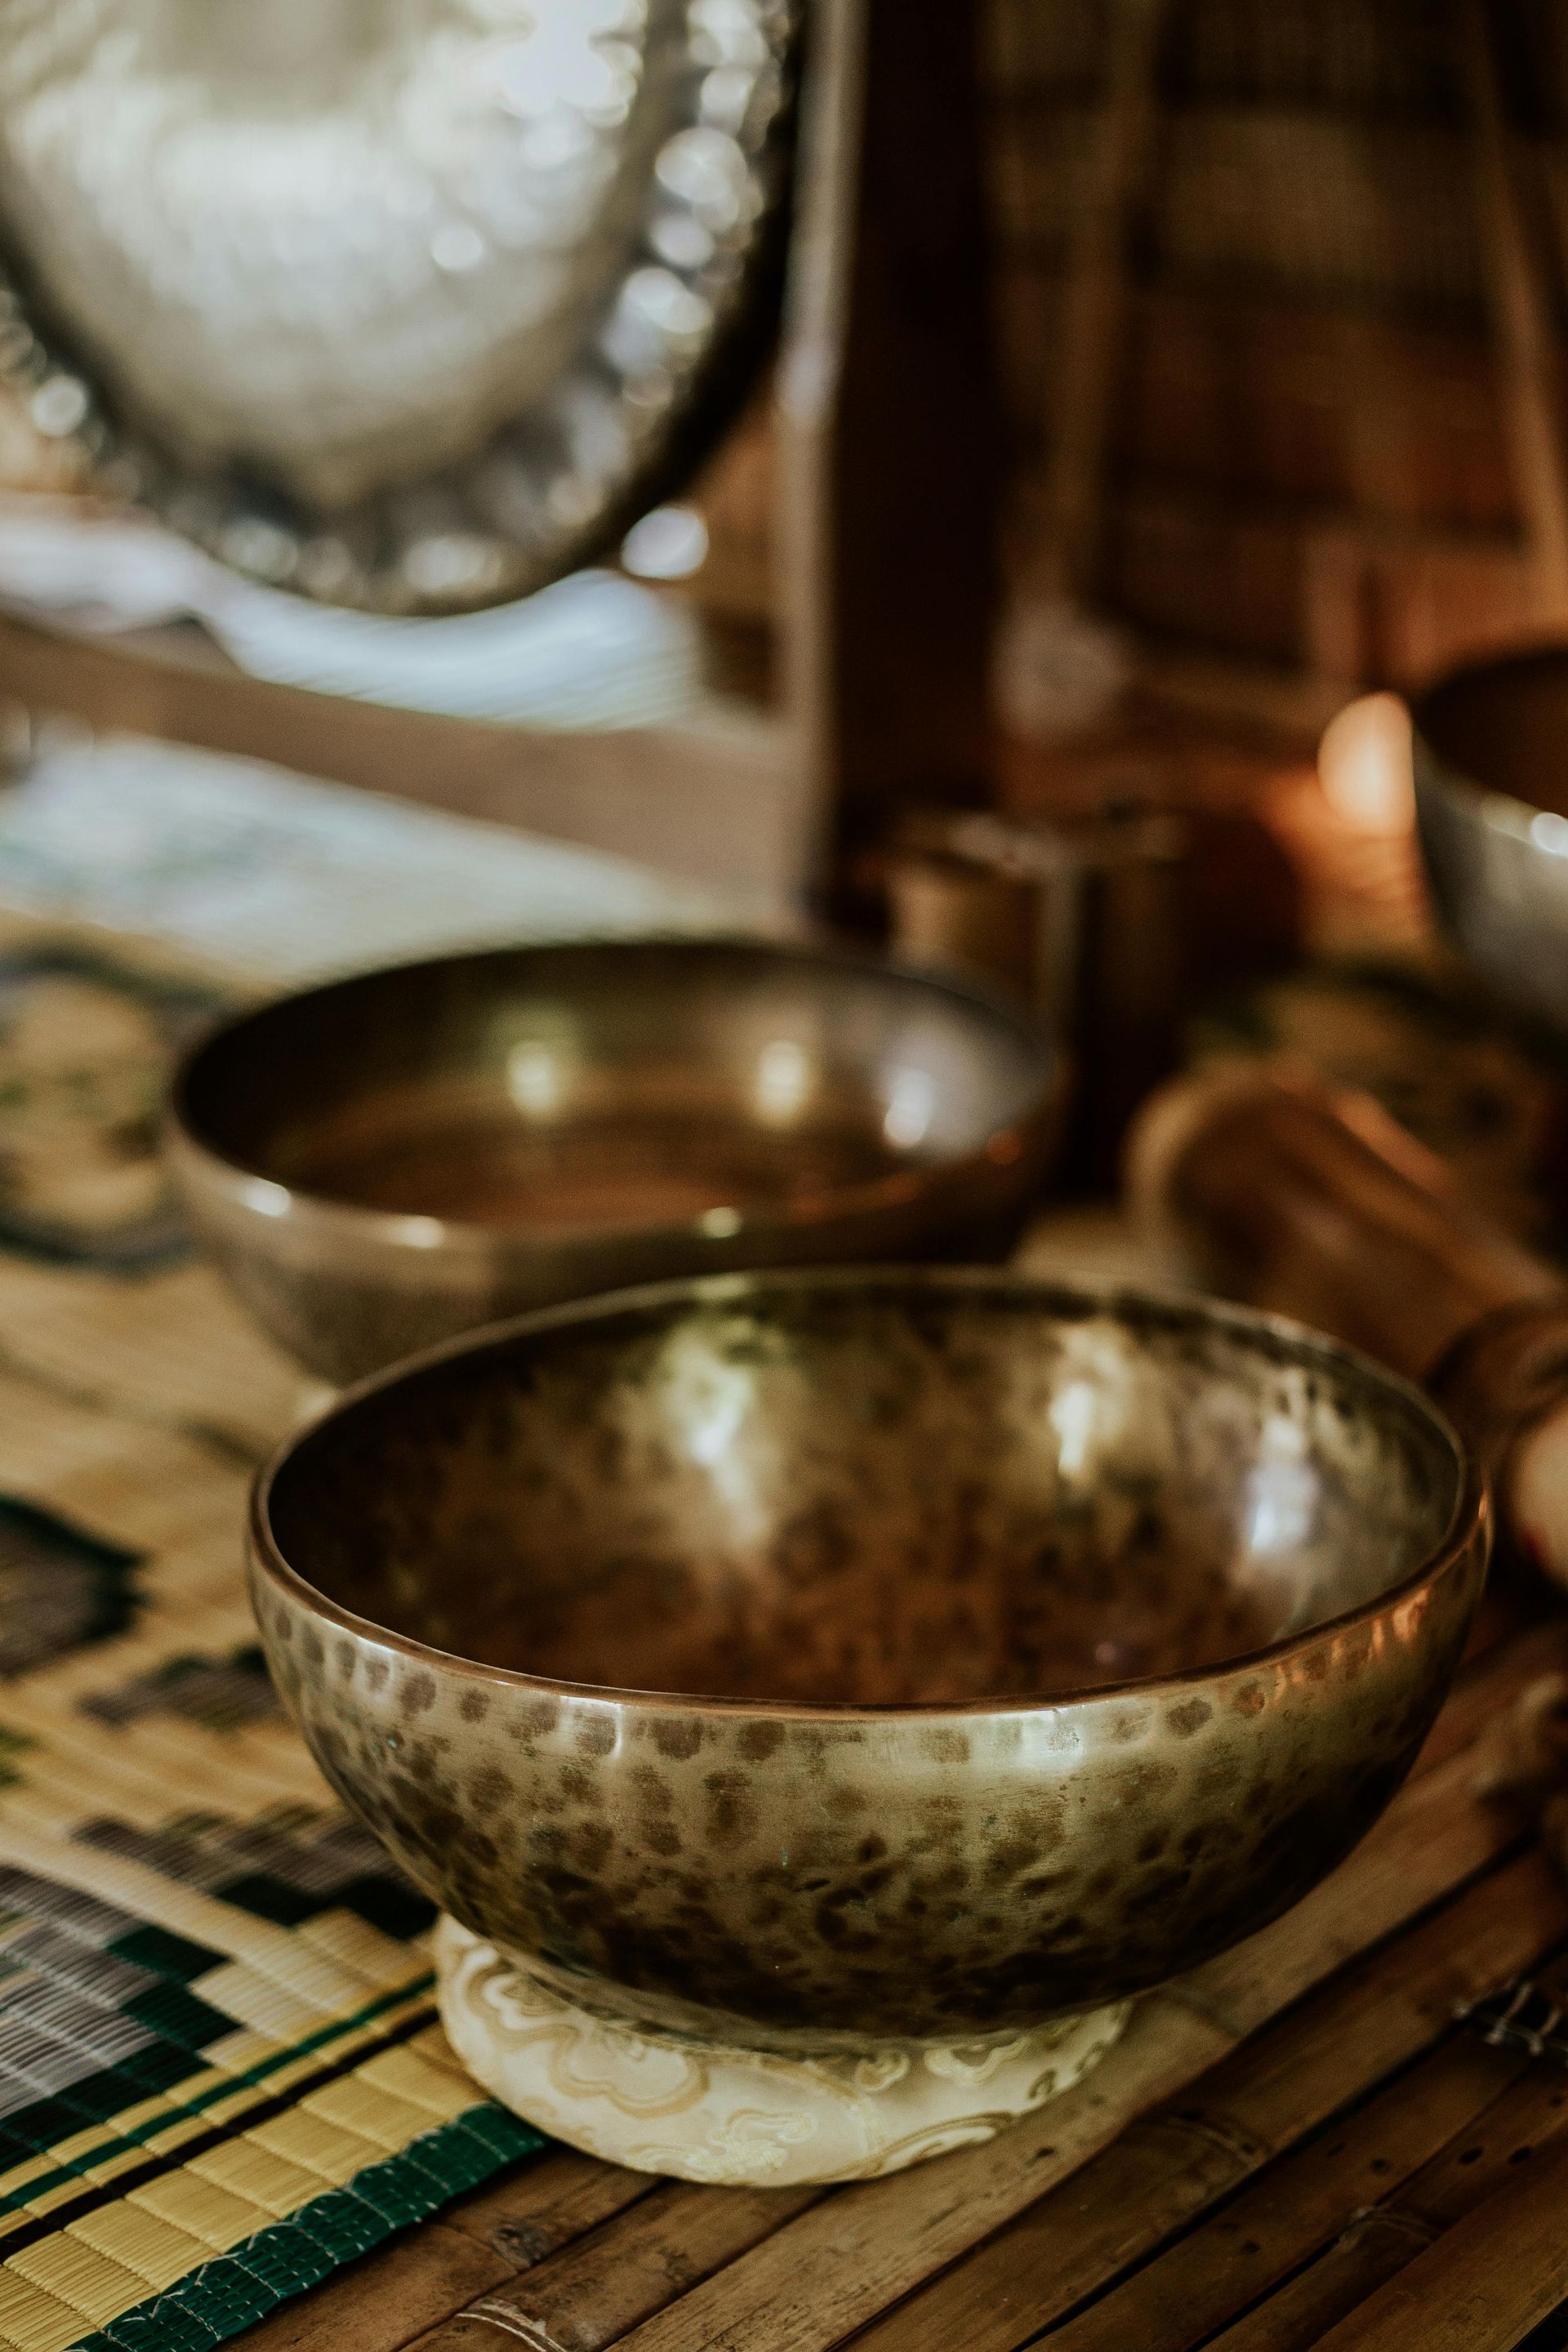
[0,0,795,610]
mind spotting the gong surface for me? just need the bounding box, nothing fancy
[0,0,795,609]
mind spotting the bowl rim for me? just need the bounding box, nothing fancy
[1411,644,1568,850]
[248,1265,1489,1720]
[167,932,1065,1259]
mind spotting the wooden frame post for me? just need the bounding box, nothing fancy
[776,0,1001,911]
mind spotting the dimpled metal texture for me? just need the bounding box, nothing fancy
[169,937,1064,1387]
[250,1272,1487,2053]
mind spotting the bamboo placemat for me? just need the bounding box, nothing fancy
[0,1338,550,2352]
[0,989,547,2348]
[0,747,731,2352]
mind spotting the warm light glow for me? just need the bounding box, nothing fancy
[1317,693,1415,835]
[656,1323,773,1547]
[241,1177,292,1218]
[753,1038,811,1125]
[883,1067,936,1150]
[621,504,709,579]
[1049,1379,1098,1479]
[507,1040,565,1115]
[1245,1460,1317,1555]
[682,1358,753,1467]
[393,1214,447,1249]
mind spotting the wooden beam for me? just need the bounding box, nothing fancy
[0,607,803,911]
[1036,0,1170,604]
[1459,0,1568,626]
[776,0,1001,893]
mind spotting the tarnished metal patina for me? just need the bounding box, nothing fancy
[168,938,1065,1384]
[250,1270,1487,2052]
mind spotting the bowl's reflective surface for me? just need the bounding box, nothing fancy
[1414,649,1568,1030]
[170,938,1063,1383]
[251,1273,1486,2051]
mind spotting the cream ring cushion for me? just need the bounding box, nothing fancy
[435,1917,1130,2188]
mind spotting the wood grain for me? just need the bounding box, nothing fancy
[441,2148,657,2270]
[1018,2040,1527,2352]
[576,2002,1226,2352]
[1312,2127,1568,2351]
[228,1581,1563,2352]
[0,608,803,906]
[777,0,999,889]
[1031,0,1168,602]
[299,1610,1555,2352]
[1459,0,1568,626]
[410,2180,817,2352]
[1179,1739,1525,2041]
[238,2223,511,2352]
[610,1850,1567,2352]
[841,1851,1566,2352]
[1207,2051,1568,2352]
[1420,1615,1568,1774]
[1129,1067,1561,1391]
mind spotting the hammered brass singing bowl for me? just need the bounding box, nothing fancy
[168,938,1064,1387]
[251,1272,1486,2063]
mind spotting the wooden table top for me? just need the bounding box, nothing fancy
[235,1580,1568,2352]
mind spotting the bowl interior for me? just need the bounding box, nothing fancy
[262,1281,1462,1708]
[1417,650,1568,818]
[180,941,1053,1235]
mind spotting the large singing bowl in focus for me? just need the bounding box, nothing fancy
[1414,648,1568,1030]
[249,1272,1487,2181]
[167,937,1063,1386]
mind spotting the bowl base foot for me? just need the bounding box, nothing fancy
[434,1915,1130,2186]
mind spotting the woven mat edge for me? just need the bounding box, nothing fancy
[68,2105,546,2352]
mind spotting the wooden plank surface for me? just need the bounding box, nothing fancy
[1002,2039,1534,2352]
[231,2225,511,2352]
[235,1597,1568,2352]
[439,2148,657,2271]
[1206,2054,1568,2352]
[1312,2127,1568,2352]
[840,1851,1566,2352]
[416,2180,818,2352]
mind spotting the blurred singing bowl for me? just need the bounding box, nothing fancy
[250,1272,1486,2184]
[167,936,1064,1386]
[1414,647,1568,1030]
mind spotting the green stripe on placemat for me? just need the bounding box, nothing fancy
[0,1977,441,2227]
[0,858,689,2352]
[73,2106,545,2352]
[1,1976,442,2230]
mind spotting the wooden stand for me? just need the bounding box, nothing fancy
[0,604,801,906]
